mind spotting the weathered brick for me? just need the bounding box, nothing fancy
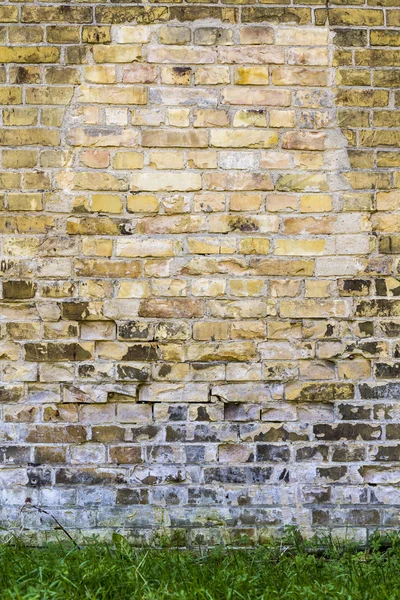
[0,8,396,541]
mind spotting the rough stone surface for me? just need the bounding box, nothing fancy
[0,2,398,545]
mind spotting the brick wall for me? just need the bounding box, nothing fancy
[0,1,399,545]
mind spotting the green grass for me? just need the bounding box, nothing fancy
[1,530,400,599]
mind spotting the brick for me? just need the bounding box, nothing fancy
[328,8,384,26]
[222,88,291,106]
[159,26,190,45]
[0,47,59,63]
[130,172,201,192]
[272,67,328,87]
[210,130,278,149]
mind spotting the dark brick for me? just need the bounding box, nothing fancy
[204,466,273,484]
[379,235,400,254]
[166,425,187,442]
[56,468,123,486]
[131,425,162,442]
[317,466,347,482]
[24,342,93,362]
[118,321,152,340]
[27,467,52,487]
[242,7,311,24]
[95,6,171,24]
[0,446,30,464]
[0,385,24,403]
[289,382,354,402]
[109,446,142,465]
[92,426,126,443]
[337,403,371,420]
[376,278,400,297]
[188,487,222,505]
[116,488,149,505]
[256,444,290,462]
[117,364,150,381]
[339,279,371,296]
[312,509,329,525]
[372,445,400,461]
[164,405,188,421]
[375,362,400,379]
[185,445,206,464]
[355,299,400,317]
[314,423,382,441]
[359,382,400,399]
[295,445,329,462]
[333,29,368,47]
[386,425,400,440]
[169,6,237,23]
[3,280,37,299]
[61,302,91,320]
[331,445,365,462]
[26,425,87,444]
[121,344,158,362]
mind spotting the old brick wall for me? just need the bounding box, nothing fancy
[0,0,399,545]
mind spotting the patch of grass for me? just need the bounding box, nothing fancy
[1,530,400,599]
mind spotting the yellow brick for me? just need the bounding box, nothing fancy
[47,26,80,44]
[239,238,270,255]
[0,88,22,104]
[329,8,384,26]
[210,130,278,148]
[82,238,113,257]
[235,67,269,85]
[113,152,144,170]
[305,280,334,298]
[269,110,295,128]
[266,194,298,212]
[8,193,43,211]
[82,26,111,44]
[187,151,217,169]
[0,173,21,189]
[230,279,263,296]
[230,193,262,212]
[275,27,328,46]
[91,194,123,214]
[301,194,332,212]
[79,85,146,105]
[2,150,37,169]
[271,67,328,87]
[338,359,371,380]
[161,66,191,86]
[0,47,59,63]
[23,171,50,190]
[274,239,326,256]
[149,151,183,170]
[9,26,43,44]
[295,152,324,170]
[233,110,267,128]
[117,281,149,298]
[192,279,226,297]
[84,66,116,84]
[195,67,230,85]
[127,194,159,213]
[193,322,229,341]
[168,108,190,128]
[3,108,38,126]
[26,87,74,105]
[93,45,142,63]
[41,108,65,128]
